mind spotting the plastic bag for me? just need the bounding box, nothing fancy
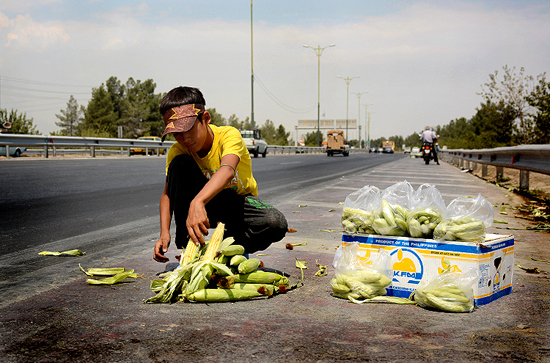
[433,193,494,242]
[406,184,446,238]
[341,185,381,234]
[371,181,414,236]
[412,263,479,313]
[331,242,392,301]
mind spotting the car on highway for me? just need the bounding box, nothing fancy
[382,146,394,154]
[411,147,421,157]
[0,146,26,157]
[130,136,165,155]
[369,146,378,153]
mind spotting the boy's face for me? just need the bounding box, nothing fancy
[173,112,211,155]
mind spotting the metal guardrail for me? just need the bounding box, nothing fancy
[439,145,550,190]
[0,134,373,158]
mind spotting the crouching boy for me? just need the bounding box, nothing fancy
[153,86,288,262]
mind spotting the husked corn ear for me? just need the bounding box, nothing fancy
[221,245,246,256]
[230,255,247,266]
[202,222,225,262]
[238,258,261,274]
[181,238,199,265]
[187,288,263,302]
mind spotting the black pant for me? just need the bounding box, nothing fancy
[167,154,288,253]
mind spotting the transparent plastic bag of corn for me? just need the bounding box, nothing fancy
[406,183,446,238]
[331,242,392,301]
[433,193,494,242]
[341,185,381,234]
[412,263,479,313]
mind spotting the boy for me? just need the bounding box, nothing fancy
[153,86,288,263]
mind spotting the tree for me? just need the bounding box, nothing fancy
[274,125,290,145]
[303,130,323,146]
[81,85,118,137]
[260,119,277,144]
[527,76,550,144]
[55,95,83,136]
[469,100,515,148]
[208,108,226,127]
[479,65,540,144]
[0,109,40,134]
[120,78,162,138]
[227,114,242,129]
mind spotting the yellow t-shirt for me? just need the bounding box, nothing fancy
[165,125,258,196]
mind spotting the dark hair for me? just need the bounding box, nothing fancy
[159,86,206,115]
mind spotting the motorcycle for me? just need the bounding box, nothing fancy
[421,142,434,165]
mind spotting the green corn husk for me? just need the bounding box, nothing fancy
[433,217,486,242]
[238,258,262,274]
[234,271,289,286]
[406,207,443,238]
[79,264,126,276]
[39,249,85,256]
[86,270,136,285]
[230,255,248,266]
[413,285,474,313]
[221,245,245,257]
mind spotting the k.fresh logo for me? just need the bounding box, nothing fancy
[390,248,424,285]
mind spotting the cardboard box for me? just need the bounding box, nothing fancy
[340,233,514,306]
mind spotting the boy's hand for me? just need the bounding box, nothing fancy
[187,199,210,246]
[153,235,171,262]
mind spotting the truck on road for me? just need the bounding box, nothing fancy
[240,129,268,158]
[382,140,395,153]
[326,130,350,157]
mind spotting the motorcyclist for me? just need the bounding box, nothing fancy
[420,126,440,165]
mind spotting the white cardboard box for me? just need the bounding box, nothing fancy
[340,233,514,306]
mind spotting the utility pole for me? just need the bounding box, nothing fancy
[352,92,367,147]
[338,76,359,140]
[304,44,335,146]
[250,0,254,129]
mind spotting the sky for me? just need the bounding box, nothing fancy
[1,0,549,143]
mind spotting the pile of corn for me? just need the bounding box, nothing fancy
[145,223,292,304]
[412,283,474,313]
[330,269,392,301]
[433,216,486,242]
[342,200,486,242]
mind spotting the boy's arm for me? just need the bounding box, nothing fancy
[153,181,172,262]
[187,153,240,246]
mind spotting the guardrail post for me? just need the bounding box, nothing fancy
[44,145,49,158]
[53,146,57,157]
[519,170,529,190]
[91,146,96,157]
[4,145,9,159]
[127,147,131,157]
[496,166,504,182]
[482,164,488,177]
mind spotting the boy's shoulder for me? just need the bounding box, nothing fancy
[211,124,241,137]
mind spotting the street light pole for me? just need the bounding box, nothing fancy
[304,44,335,147]
[352,92,367,148]
[338,76,359,140]
[363,104,373,147]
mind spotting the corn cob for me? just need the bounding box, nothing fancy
[221,244,246,257]
[231,283,275,296]
[187,288,263,302]
[413,284,474,312]
[234,271,289,286]
[202,222,226,262]
[230,255,247,266]
[181,238,199,265]
[86,270,136,285]
[433,217,485,242]
[238,258,261,274]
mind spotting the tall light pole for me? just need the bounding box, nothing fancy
[250,0,255,129]
[338,76,359,140]
[363,104,373,147]
[351,92,367,147]
[304,44,335,146]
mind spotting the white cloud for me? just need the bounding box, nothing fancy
[3,13,68,49]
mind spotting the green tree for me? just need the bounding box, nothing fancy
[0,109,40,134]
[120,78,162,138]
[479,65,541,144]
[527,76,550,144]
[81,84,118,137]
[303,130,323,146]
[260,119,277,144]
[208,108,226,127]
[55,95,83,136]
[274,124,290,145]
[227,114,242,129]
[469,100,515,148]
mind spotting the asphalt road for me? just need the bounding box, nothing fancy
[0,152,401,256]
